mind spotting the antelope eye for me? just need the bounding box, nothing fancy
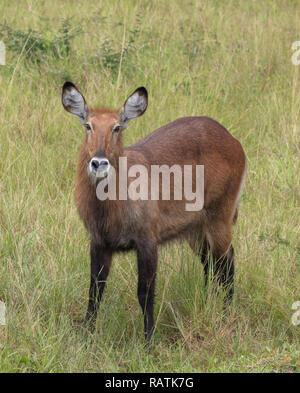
[85,122,93,132]
[112,124,121,133]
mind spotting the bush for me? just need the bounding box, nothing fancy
[0,18,82,65]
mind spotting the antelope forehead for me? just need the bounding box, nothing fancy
[90,115,118,130]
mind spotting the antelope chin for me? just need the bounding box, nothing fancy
[95,169,109,179]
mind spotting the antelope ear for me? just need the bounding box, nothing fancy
[62,81,88,124]
[120,87,148,128]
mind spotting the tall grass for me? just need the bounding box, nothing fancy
[0,0,299,372]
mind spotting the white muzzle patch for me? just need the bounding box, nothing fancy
[88,157,110,181]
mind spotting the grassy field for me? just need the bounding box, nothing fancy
[0,0,299,372]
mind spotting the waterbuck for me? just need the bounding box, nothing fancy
[61,82,246,341]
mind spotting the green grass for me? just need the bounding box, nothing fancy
[0,0,299,372]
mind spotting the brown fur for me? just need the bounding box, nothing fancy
[62,83,246,341]
[76,116,246,250]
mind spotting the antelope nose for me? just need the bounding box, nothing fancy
[91,158,109,170]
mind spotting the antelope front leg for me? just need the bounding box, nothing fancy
[85,241,112,331]
[136,242,158,342]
